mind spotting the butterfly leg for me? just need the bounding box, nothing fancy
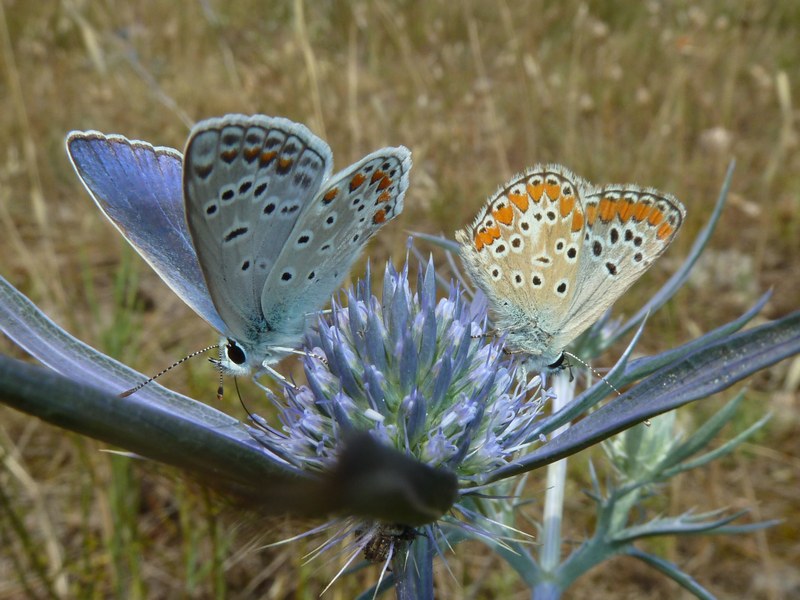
[270,346,329,366]
[253,365,299,392]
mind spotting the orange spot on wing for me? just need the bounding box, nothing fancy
[633,202,651,221]
[586,204,598,225]
[571,211,584,232]
[544,182,560,200]
[617,199,635,222]
[475,225,500,250]
[278,158,293,173]
[370,170,394,191]
[260,150,277,165]
[493,205,514,225]
[350,173,366,191]
[377,175,393,191]
[599,197,617,222]
[243,147,260,161]
[647,208,664,226]
[527,182,545,202]
[559,194,575,217]
[657,222,673,239]
[323,188,338,203]
[476,229,497,249]
[376,191,392,203]
[221,150,238,162]
[509,192,529,212]
[372,209,387,224]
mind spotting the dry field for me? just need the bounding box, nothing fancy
[1,1,798,598]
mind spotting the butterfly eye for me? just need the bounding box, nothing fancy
[226,340,247,365]
[547,353,566,370]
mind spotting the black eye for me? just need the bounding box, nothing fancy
[226,340,246,365]
[548,353,566,370]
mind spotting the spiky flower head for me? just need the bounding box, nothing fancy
[248,257,545,562]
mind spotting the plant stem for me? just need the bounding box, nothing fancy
[393,533,434,600]
[536,372,576,598]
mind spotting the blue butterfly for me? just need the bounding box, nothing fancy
[67,114,411,379]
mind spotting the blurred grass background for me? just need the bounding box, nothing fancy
[0,0,798,597]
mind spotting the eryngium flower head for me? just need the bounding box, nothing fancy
[249,256,543,500]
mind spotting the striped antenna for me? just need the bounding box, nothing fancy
[563,351,649,425]
[563,351,622,396]
[119,344,219,398]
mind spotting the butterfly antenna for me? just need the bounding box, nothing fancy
[120,344,219,398]
[563,351,622,396]
[567,355,650,426]
[570,355,651,426]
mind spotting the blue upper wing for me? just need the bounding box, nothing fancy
[66,131,226,333]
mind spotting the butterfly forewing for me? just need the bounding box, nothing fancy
[260,147,412,337]
[457,165,591,339]
[66,132,227,333]
[183,115,333,342]
[554,184,686,346]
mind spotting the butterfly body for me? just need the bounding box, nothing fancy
[68,114,411,378]
[456,164,685,372]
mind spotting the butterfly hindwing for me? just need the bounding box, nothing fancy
[260,146,412,337]
[554,184,686,346]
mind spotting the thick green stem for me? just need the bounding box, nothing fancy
[392,534,434,600]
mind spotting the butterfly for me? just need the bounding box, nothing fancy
[456,164,685,372]
[67,114,411,378]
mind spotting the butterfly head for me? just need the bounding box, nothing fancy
[537,351,568,373]
[502,326,566,374]
[212,338,251,376]
[214,336,293,376]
